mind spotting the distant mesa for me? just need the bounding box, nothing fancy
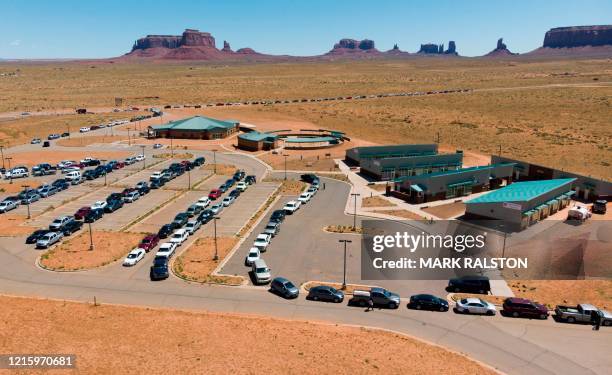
[484,38,517,57]
[417,41,457,55]
[527,25,612,57]
[126,29,265,60]
[326,38,380,55]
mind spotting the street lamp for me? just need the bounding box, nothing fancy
[21,184,31,219]
[350,193,361,230]
[212,149,217,174]
[0,145,4,169]
[187,168,191,190]
[170,136,174,157]
[283,154,289,180]
[127,128,131,146]
[140,145,146,170]
[339,239,352,290]
[213,216,220,260]
[100,159,107,186]
[88,222,94,251]
[5,157,12,184]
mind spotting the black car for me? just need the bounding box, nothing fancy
[270,277,300,299]
[61,132,70,137]
[94,165,108,176]
[150,257,169,280]
[447,276,491,294]
[218,184,229,193]
[52,179,69,191]
[62,220,83,236]
[105,199,124,213]
[84,208,104,223]
[307,285,344,303]
[26,229,51,244]
[138,184,150,195]
[86,159,101,166]
[197,209,213,224]
[270,210,286,223]
[158,224,174,239]
[301,173,318,183]
[171,213,189,228]
[106,193,123,203]
[193,157,205,166]
[150,179,163,189]
[592,200,607,214]
[103,164,114,173]
[225,179,235,188]
[229,189,240,198]
[245,175,256,185]
[42,141,50,147]
[83,170,97,180]
[407,294,449,312]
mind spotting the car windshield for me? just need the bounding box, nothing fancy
[128,254,137,259]
[460,299,468,304]
[256,267,268,273]
[285,282,296,289]
[249,251,258,257]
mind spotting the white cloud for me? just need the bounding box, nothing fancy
[10,40,21,46]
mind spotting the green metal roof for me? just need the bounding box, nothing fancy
[238,131,278,142]
[466,178,576,204]
[151,116,237,132]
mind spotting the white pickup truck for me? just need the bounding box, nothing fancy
[554,304,612,326]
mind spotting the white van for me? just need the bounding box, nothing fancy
[252,259,271,284]
[65,170,81,182]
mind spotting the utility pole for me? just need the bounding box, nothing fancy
[212,149,217,174]
[498,144,502,156]
[213,216,220,260]
[88,222,94,251]
[140,145,146,170]
[5,157,12,184]
[127,128,131,146]
[339,239,352,290]
[350,193,361,230]
[100,159,107,186]
[436,132,440,144]
[22,184,31,219]
[170,137,174,158]
[0,145,4,169]
[187,168,191,190]
[283,154,289,180]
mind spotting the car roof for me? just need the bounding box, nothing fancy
[174,229,187,234]
[506,297,533,304]
[463,297,483,304]
[253,259,267,267]
[273,277,290,283]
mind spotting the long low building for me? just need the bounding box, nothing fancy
[465,178,576,231]
[360,152,463,181]
[346,144,438,165]
[148,116,239,140]
[394,163,516,203]
[237,131,281,151]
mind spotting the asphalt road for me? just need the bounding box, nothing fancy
[0,145,610,374]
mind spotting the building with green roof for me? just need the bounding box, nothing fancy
[237,131,280,151]
[465,178,576,230]
[148,116,239,140]
[394,163,516,203]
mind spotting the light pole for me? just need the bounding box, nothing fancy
[100,159,107,186]
[88,222,94,251]
[22,184,31,219]
[213,216,220,260]
[170,136,174,158]
[127,128,131,146]
[140,145,146,170]
[5,157,12,184]
[283,154,289,180]
[212,149,217,174]
[350,193,361,230]
[339,239,352,290]
[187,168,191,190]
[0,145,4,169]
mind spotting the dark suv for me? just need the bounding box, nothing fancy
[502,298,548,319]
[62,220,83,236]
[592,200,607,214]
[447,276,491,294]
[150,257,169,280]
[301,173,318,183]
[407,294,449,312]
[270,210,286,224]
[270,277,299,299]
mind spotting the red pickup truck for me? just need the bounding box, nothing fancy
[139,234,159,253]
[208,189,222,200]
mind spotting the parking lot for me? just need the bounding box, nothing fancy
[219,177,449,296]
[162,168,212,191]
[13,183,93,218]
[112,159,172,187]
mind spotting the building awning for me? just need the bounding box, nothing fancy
[447,180,474,188]
[546,199,558,205]
[410,184,424,193]
[523,210,536,216]
[536,204,549,211]
[562,191,576,198]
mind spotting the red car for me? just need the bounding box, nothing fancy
[208,189,222,200]
[114,161,126,169]
[74,206,92,220]
[502,298,548,320]
[139,234,159,253]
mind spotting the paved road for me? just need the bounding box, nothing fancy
[0,149,610,375]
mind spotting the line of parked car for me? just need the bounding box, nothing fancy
[147,157,205,189]
[249,174,321,296]
[25,178,154,249]
[148,167,258,280]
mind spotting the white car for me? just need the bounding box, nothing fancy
[283,200,301,214]
[236,181,248,192]
[307,186,318,195]
[135,154,145,162]
[5,168,29,179]
[195,197,211,208]
[455,298,497,315]
[36,231,63,249]
[222,196,235,207]
[245,247,260,266]
[79,126,90,133]
[253,233,271,252]
[185,220,201,234]
[170,229,189,246]
[0,200,18,213]
[124,191,140,203]
[80,157,94,164]
[298,192,312,204]
[156,242,177,258]
[61,166,80,174]
[124,156,136,165]
[91,201,108,210]
[123,248,146,266]
[210,203,223,215]
[150,171,163,180]
[57,160,76,169]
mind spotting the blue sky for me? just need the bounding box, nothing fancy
[1,0,611,58]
